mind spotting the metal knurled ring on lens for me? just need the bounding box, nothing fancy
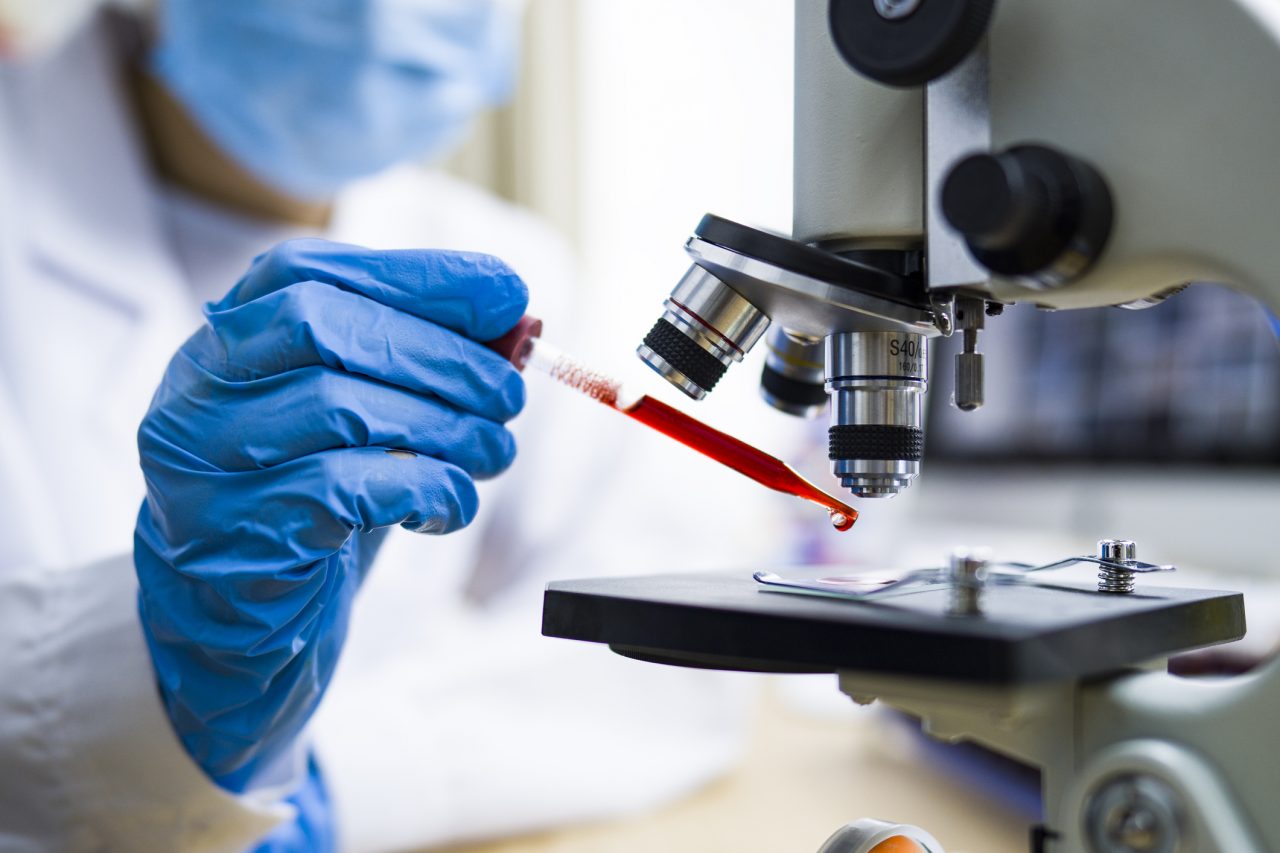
[829,425,925,461]
[641,319,728,392]
[761,365,829,409]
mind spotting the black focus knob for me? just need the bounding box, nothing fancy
[828,0,995,88]
[941,144,1114,288]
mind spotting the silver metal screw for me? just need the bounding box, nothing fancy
[874,0,923,20]
[949,547,990,616]
[1097,539,1138,594]
[1085,774,1184,853]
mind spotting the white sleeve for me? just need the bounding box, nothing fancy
[0,554,294,853]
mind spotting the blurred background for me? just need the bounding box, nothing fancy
[444,0,795,444]
[427,2,1280,850]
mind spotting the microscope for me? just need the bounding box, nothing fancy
[543,1,1280,850]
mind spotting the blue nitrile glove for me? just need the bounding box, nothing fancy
[134,238,527,791]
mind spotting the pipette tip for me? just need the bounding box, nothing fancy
[830,511,856,532]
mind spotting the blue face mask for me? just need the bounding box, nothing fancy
[151,0,520,199]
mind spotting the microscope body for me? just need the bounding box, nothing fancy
[632,1,1280,850]
[800,2,1280,851]
[641,0,1280,506]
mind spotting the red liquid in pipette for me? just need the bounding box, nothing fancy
[622,395,857,531]
[536,343,856,530]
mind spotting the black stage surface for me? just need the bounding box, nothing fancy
[542,572,1245,684]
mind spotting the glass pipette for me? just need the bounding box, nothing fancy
[520,335,857,531]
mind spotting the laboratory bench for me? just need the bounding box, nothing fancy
[437,680,1031,853]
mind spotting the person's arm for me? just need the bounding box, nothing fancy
[0,556,292,851]
[133,238,529,792]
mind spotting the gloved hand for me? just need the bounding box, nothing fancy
[134,238,528,791]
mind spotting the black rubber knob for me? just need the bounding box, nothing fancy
[941,153,1051,248]
[828,0,995,88]
[941,144,1114,288]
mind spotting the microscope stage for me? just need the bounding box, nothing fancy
[541,572,1244,683]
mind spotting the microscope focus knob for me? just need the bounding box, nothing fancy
[828,0,995,87]
[941,144,1114,289]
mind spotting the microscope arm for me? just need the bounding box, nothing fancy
[799,0,1280,313]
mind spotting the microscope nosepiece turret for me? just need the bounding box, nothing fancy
[638,214,943,499]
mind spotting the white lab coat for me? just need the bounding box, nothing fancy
[0,18,790,853]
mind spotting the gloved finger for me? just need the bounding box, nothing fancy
[139,445,481,576]
[198,281,525,421]
[143,359,517,478]
[277,447,483,540]
[214,238,528,342]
